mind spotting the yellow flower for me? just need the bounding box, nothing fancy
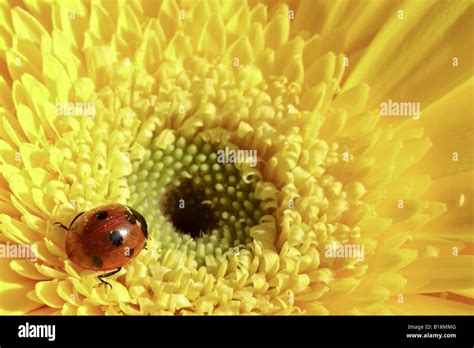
[0,0,472,315]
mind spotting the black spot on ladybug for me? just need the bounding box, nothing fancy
[92,256,103,268]
[126,248,135,258]
[125,210,136,225]
[109,231,123,246]
[95,211,108,220]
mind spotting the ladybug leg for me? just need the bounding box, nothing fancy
[97,267,121,289]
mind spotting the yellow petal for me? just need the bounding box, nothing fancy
[199,15,226,54]
[226,4,250,35]
[305,52,335,87]
[52,1,88,49]
[12,6,48,43]
[0,259,38,314]
[10,260,48,280]
[412,78,474,178]
[283,55,304,85]
[401,256,474,293]
[344,1,472,107]
[226,36,254,66]
[136,29,163,73]
[249,3,267,25]
[332,83,370,115]
[388,294,474,315]
[84,45,117,87]
[264,14,289,51]
[42,53,72,101]
[0,214,40,244]
[89,4,114,42]
[165,32,192,59]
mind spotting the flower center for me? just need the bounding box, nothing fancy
[127,136,267,265]
[162,179,219,238]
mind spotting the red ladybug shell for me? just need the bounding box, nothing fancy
[65,203,148,271]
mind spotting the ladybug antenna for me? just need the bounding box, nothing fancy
[54,221,69,231]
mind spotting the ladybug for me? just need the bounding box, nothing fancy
[55,203,148,288]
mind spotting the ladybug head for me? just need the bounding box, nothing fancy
[126,206,148,239]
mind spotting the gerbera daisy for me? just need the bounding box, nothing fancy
[0,0,472,315]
